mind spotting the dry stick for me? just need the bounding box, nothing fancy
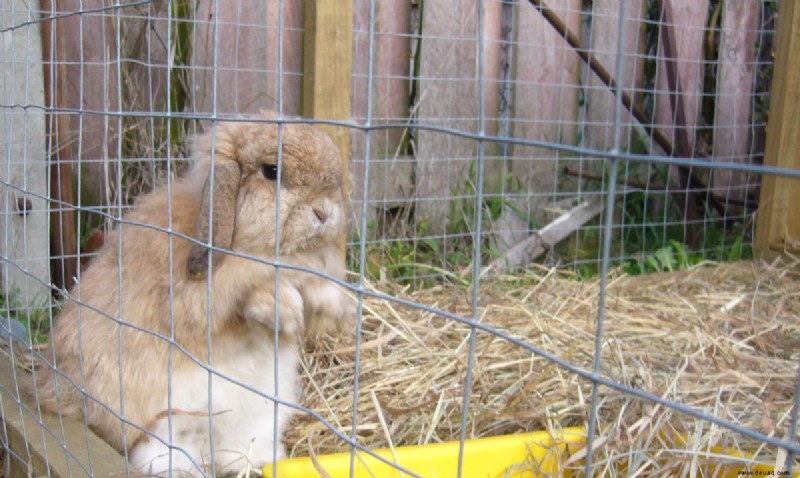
[306,433,334,478]
[524,0,728,219]
[563,167,665,191]
[489,197,613,273]
[562,167,758,209]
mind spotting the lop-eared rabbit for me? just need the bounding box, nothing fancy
[34,113,353,475]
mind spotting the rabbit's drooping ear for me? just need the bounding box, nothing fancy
[187,160,242,279]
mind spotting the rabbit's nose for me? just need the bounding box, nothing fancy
[314,208,328,224]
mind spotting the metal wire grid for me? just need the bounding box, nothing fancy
[348,0,773,284]
[0,0,799,476]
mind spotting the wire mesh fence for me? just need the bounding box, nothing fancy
[1,0,799,476]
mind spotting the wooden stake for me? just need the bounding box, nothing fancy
[303,0,353,248]
[302,0,353,163]
[755,0,800,256]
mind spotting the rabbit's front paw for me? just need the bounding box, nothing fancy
[243,284,305,337]
[304,282,356,335]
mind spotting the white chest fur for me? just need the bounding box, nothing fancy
[130,327,298,476]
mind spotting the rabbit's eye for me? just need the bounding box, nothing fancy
[261,164,279,181]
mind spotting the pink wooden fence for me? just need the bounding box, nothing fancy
[49,0,764,239]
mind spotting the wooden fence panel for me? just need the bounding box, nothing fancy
[1,0,51,305]
[585,0,646,153]
[193,0,303,116]
[350,0,413,235]
[415,0,503,233]
[712,0,760,200]
[654,0,708,155]
[33,0,780,248]
[509,0,582,225]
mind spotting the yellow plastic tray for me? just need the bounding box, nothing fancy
[264,428,585,478]
[263,428,798,478]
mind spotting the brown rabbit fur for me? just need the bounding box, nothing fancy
[33,113,353,475]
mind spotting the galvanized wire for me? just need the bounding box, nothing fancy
[0,0,798,476]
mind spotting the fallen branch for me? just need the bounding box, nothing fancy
[524,0,731,220]
[561,167,757,208]
[562,167,666,191]
[489,198,606,274]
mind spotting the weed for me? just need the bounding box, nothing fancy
[448,160,532,258]
[352,220,471,289]
[0,289,54,345]
[556,156,753,278]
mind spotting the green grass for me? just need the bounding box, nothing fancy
[561,174,754,278]
[354,158,753,287]
[0,289,54,345]
[351,220,472,290]
[623,233,752,276]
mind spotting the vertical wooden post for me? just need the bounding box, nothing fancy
[302,0,353,173]
[415,0,503,234]
[41,0,78,292]
[754,0,800,256]
[303,0,353,245]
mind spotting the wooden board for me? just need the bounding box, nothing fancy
[585,0,646,152]
[0,357,127,477]
[350,0,413,236]
[352,0,412,154]
[510,0,582,228]
[415,0,503,233]
[57,0,120,208]
[654,0,708,154]
[193,0,304,116]
[755,0,800,255]
[711,0,760,200]
[1,0,52,305]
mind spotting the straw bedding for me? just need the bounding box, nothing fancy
[3,259,796,476]
[290,259,800,475]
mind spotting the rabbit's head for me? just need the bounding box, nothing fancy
[187,113,345,279]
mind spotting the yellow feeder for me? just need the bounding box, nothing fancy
[264,428,586,478]
[264,427,799,478]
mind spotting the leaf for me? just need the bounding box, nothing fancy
[654,246,676,272]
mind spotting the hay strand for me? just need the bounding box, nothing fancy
[290,259,800,475]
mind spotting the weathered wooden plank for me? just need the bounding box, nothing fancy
[350,0,413,236]
[711,0,760,200]
[654,0,708,154]
[0,358,127,477]
[509,0,582,227]
[489,197,605,273]
[585,0,647,152]
[265,2,305,115]
[415,0,503,233]
[1,0,52,303]
[56,0,120,209]
[755,0,800,256]
[193,0,304,116]
[352,0,412,153]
